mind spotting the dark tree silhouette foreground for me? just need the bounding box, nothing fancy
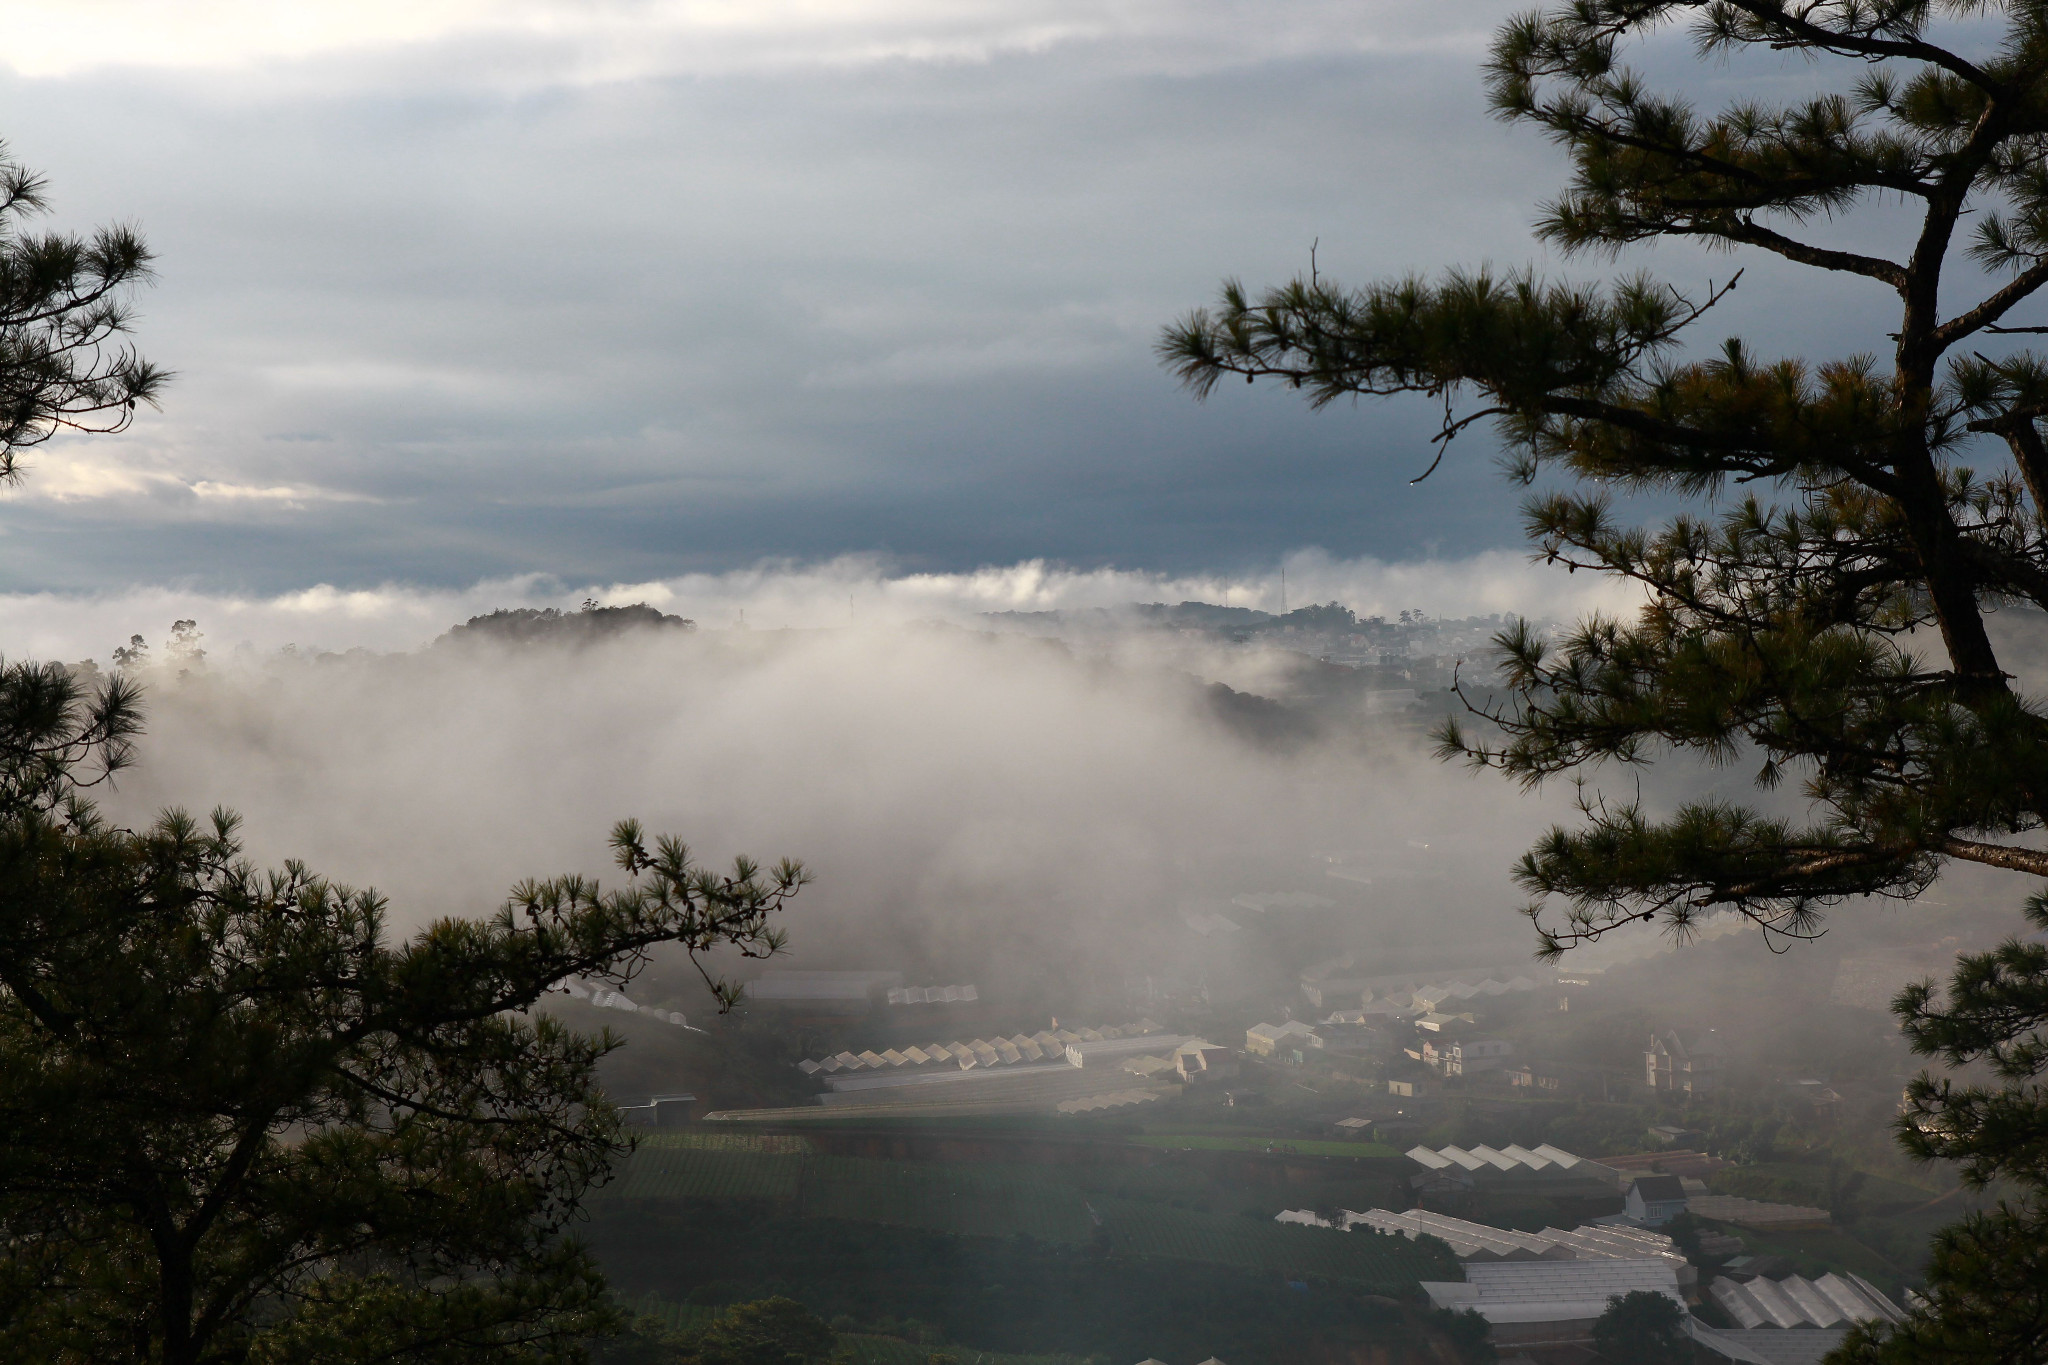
[1162,3,2048,1359]
[0,661,806,1365]
[0,151,809,1364]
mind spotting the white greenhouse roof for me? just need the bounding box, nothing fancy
[1423,1258,1683,1326]
[1709,1273,1902,1331]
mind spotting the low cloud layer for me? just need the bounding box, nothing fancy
[0,549,1639,662]
[88,610,1580,1007]
[0,0,1895,594]
[7,1,1491,82]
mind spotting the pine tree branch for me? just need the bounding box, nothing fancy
[1711,218,1908,287]
[1941,837,2048,876]
[1714,0,1997,91]
[1536,394,1907,494]
[1938,259,2048,349]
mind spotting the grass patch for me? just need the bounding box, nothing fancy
[587,1205,1443,1365]
[801,1157,1095,1243]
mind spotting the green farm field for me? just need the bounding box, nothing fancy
[604,1140,1452,1290]
[617,1295,1089,1365]
[1130,1134,1404,1159]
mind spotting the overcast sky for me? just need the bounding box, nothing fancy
[0,1,1920,599]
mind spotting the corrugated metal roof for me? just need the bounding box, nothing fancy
[1710,1273,1900,1330]
[1741,1277,1807,1329]
[1687,1321,1847,1365]
[1778,1277,1844,1328]
[1462,1258,1682,1300]
[1467,1145,1520,1171]
[1422,1258,1683,1325]
[1407,1146,1453,1170]
[1437,1146,1489,1172]
[1352,1209,1682,1265]
[1407,1142,1605,1178]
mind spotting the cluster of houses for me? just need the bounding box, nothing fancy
[1271,965,1741,1107]
[1297,958,1542,1013]
[1243,1019,1321,1057]
[1243,1010,1518,1080]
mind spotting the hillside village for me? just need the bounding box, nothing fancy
[542,887,2022,1365]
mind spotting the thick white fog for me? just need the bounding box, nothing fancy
[10,551,2036,1029]
[92,624,1565,987]
[0,552,1650,1001]
[23,553,2033,1010]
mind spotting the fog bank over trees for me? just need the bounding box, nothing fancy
[88,599,2046,1024]
[89,614,1583,1000]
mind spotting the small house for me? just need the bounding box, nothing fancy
[1645,1028,1721,1096]
[1507,1064,1561,1091]
[1175,1039,1237,1083]
[1625,1174,1689,1226]
[1444,1038,1514,1076]
[1245,1020,1321,1056]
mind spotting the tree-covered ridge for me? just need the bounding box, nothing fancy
[438,605,697,649]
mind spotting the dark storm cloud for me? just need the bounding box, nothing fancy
[0,1,1986,595]
[0,5,1561,591]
